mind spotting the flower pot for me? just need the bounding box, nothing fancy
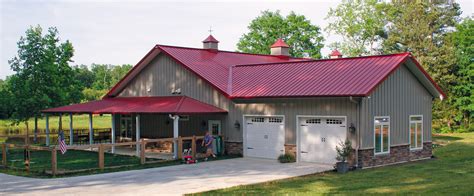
[336,161,349,173]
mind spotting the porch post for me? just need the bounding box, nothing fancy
[69,113,73,146]
[89,113,93,145]
[111,114,116,153]
[34,116,38,143]
[135,114,140,157]
[45,114,50,146]
[170,114,180,159]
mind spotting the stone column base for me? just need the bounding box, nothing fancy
[225,141,243,156]
[284,144,296,157]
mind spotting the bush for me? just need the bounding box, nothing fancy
[336,139,353,162]
[278,153,296,163]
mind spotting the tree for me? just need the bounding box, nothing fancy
[381,1,461,129]
[8,25,80,141]
[0,77,13,119]
[326,0,387,57]
[237,10,324,59]
[449,18,474,128]
[73,64,95,89]
[91,64,132,91]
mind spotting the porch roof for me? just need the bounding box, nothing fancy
[42,96,228,114]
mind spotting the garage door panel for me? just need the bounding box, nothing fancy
[299,117,347,164]
[245,116,284,159]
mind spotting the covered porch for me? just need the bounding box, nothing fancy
[41,96,228,159]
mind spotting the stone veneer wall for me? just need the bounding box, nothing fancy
[225,141,243,156]
[358,142,432,168]
[284,144,297,157]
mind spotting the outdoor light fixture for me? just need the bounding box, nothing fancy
[234,120,240,129]
[201,120,207,127]
[349,123,356,133]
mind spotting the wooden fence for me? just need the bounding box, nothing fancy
[1,135,206,176]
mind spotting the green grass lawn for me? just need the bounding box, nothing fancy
[0,114,111,133]
[200,133,474,195]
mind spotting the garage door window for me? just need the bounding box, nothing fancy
[306,119,321,124]
[374,117,390,154]
[410,115,423,150]
[268,117,283,123]
[327,119,343,124]
[251,117,265,123]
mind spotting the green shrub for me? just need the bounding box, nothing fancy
[278,153,296,163]
[336,138,353,162]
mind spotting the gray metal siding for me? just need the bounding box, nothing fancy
[118,54,235,139]
[360,63,433,148]
[119,54,230,112]
[230,98,359,144]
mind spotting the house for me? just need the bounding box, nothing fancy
[43,35,445,168]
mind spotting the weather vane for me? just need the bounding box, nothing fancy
[208,26,213,35]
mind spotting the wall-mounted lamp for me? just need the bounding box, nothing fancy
[165,120,170,125]
[349,123,356,133]
[171,88,181,95]
[201,120,207,127]
[234,120,241,129]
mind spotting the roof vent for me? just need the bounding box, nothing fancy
[330,49,343,59]
[270,38,290,57]
[203,35,219,50]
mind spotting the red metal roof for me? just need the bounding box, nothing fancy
[271,38,289,48]
[42,96,227,114]
[230,53,410,98]
[202,35,219,43]
[106,44,444,99]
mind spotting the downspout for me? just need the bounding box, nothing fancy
[349,96,361,169]
[169,114,180,159]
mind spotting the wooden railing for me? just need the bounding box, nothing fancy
[1,135,208,176]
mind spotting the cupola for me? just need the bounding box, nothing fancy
[202,35,219,50]
[330,49,343,59]
[270,38,290,56]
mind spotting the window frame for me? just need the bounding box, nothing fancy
[374,116,390,155]
[409,115,424,150]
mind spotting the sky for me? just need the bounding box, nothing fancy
[1,0,473,79]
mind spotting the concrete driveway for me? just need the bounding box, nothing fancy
[0,158,333,195]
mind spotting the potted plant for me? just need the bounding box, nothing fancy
[335,138,353,173]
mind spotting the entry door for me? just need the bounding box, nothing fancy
[245,116,285,159]
[299,117,346,164]
[120,115,133,140]
[208,120,221,136]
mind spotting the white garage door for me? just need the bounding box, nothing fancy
[245,116,285,159]
[298,116,347,164]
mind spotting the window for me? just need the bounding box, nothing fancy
[410,115,423,149]
[268,117,283,123]
[326,119,343,124]
[374,117,390,154]
[251,117,264,123]
[306,119,321,124]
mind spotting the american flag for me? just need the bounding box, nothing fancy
[58,131,67,154]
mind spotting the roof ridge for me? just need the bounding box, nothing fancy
[232,52,411,67]
[155,44,307,59]
[174,96,186,113]
[227,66,233,94]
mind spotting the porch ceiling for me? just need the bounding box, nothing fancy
[41,96,228,114]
